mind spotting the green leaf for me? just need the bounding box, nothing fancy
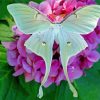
[96,0,100,4]
[74,68,100,100]
[0,74,29,100]
[0,62,12,100]
[0,0,13,20]
[0,52,7,63]
[0,45,7,63]
[0,45,6,52]
[19,75,57,100]
[54,81,74,100]
[0,23,14,41]
[19,76,40,100]
[0,63,11,80]
[0,62,29,100]
[3,78,29,100]
[92,61,100,70]
[14,0,43,3]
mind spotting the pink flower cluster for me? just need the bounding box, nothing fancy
[3,0,100,87]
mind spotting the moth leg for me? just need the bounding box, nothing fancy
[74,13,78,18]
[34,12,40,18]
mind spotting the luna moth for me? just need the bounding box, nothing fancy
[7,3,100,98]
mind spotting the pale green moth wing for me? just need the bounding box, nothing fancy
[24,28,55,98]
[7,4,54,98]
[57,27,88,97]
[7,4,51,34]
[61,5,100,34]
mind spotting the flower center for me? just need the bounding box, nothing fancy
[48,13,66,23]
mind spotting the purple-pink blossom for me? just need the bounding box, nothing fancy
[2,0,100,88]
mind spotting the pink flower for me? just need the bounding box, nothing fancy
[83,32,99,49]
[95,21,100,43]
[2,0,100,88]
[29,0,77,22]
[77,49,100,69]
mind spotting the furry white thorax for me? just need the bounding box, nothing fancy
[50,24,62,34]
[50,24,62,43]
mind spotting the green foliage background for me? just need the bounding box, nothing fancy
[0,0,100,100]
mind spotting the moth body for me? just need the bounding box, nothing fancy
[50,24,62,43]
[50,24,62,35]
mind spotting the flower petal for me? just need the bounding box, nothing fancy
[68,65,83,81]
[13,68,24,76]
[17,35,30,57]
[2,42,17,50]
[25,72,34,82]
[29,1,39,9]
[39,1,52,15]
[49,60,59,77]
[7,50,18,66]
[87,51,100,62]
[22,59,32,73]
[44,77,54,87]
